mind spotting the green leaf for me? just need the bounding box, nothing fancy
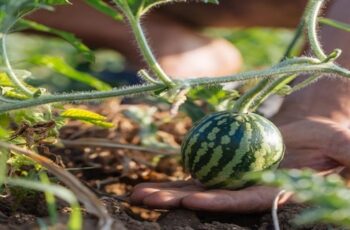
[7,154,42,172]
[0,72,14,87]
[85,0,123,21]
[17,19,94,62]
[0,149,8,186]
[61,108,114,128]
[0,71,40,100]
[1,87,30,100]
[39,172,58,226]
[30,56,111,91]
[187,85,239,111]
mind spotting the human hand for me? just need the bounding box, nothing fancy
[130,116,350,212]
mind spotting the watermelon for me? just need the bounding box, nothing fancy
[181,111,285,189]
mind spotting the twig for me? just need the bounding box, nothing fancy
[272,189,287,230]
[60,138,179,155]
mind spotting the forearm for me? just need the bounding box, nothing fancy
[276,0,350,124]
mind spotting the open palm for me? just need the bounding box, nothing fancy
[130,117,350,212]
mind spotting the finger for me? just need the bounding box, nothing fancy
[280,119,333,148]
[327,130,350,169]
[181,186,281,213]
[281,149,339,171]
[142,188,201,209]
[133,180,195,190]
[130,187,163,205]
[130,180,196,204]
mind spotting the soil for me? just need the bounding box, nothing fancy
[0,100,345,230]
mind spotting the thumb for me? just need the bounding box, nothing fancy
[327,128,350,175]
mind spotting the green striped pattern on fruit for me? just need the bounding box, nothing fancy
[181,111,285,189]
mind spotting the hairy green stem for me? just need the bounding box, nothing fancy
[319,17,350,32]
[272,56,320,68]
[0,84,166,113]
[307,0,327,60]
[290,74,320,92]
[233,0,328,114]
[282,20,306,60]
[1,35,33,96]
[138,69,160,84]
[0,96,19,103]
[0,62,349,114]
[251,75,297,111]
[123,8,175,87]
[232,79,270,113]
[231,20,306,113]
[184,62,350,86]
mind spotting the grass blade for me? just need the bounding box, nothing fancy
[0,148,8,186]
[7,178,82,230]
[39,172,58,226]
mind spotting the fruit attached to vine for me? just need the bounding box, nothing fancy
[181,111,285,189]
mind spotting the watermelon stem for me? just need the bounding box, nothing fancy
[114,0,176,88]
[232,0,331,114]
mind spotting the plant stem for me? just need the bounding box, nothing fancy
[0,83,166,113]
[319,17,350,32]
[250,0,341,112]
[138,69,160,84]
[60,138,179,155]
[1,34,33,97]
[307,0,327,60]
[232,79,270,113]
[281,20,306,60]
[251,73,321,111]
[250,75,297,112]
[0,62,349,114]
[232,0,326,114]
[231,20,306,113]
[0,96,18,103]
[125,11,176,87]
[289,74,320,92]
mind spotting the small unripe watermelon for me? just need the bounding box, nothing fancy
[181,111,285,189]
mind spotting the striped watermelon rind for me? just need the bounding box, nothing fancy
[181,111,285,189]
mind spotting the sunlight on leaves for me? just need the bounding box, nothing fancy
[61,108,114,128]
